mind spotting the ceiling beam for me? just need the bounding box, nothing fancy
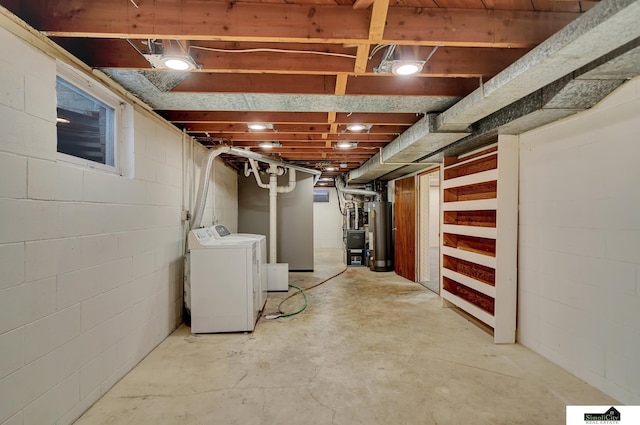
[263,153,374,159]
[24,2,579,48]
[158,111,331,124]
[198,133,391,142]
[353,44,370,74]
[170,73,478,96]
[185,124,407,134]
[344,76,479,96]
[172,74,338,94]
[353,0,376,10]
[368,0,390,42]
[56,39,530,78]
[227,141,389,148]
[334,112,419,125]
[188,124,331,133]
[158,111,420,125]
[335,73,349,95]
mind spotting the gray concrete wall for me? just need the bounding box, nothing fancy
[238,171,314,271]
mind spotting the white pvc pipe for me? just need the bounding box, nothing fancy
[354,202,359,230]
[269,173,278,264]
[346,206,351,230]
[248,158,269,189]
[266,168,296,263]
[191,145,317,230]
[277,169,296,194]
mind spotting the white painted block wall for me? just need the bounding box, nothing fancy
[0,25,238,425]
[313,189,343,249]
[518,76,640,404]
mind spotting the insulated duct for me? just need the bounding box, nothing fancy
[190,145,321,230]
[335,177,380,201]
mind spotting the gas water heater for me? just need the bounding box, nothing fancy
[368,201,393,272]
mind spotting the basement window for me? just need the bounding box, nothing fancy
[56,63,123,172]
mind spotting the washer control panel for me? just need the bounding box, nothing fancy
[211,224,231,238]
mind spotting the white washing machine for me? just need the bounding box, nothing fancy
[187,226,264,333]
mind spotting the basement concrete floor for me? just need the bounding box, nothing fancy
[74,249,616,425]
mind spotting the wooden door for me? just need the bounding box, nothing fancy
[394,176,416,281]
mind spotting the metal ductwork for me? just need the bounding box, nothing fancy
[348,0,640,183]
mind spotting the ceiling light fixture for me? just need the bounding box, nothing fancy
[159,55,198,71]
[248,123,274,131]
[340,163,348,168]
[335,141,358,149]
[128,39,201,71]
[372,44,440,76]
[346,124,372,132]
[391,61,424,76]
[325,166,337,171]
[258,141,281,149]
[346,124,365,132]
[320,177,333,182]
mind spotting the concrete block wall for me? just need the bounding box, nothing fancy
[518,76,640,404]
[0,25,238,425]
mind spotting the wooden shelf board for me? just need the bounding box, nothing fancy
[442,224,497,239]
[441,245,497,268]
[442,198,498,211]
[441,290,496,328]
[444,145,497,169]
[442,268,496,298]
[442,169,499,190]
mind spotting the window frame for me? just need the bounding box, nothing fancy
[56,61,124,175]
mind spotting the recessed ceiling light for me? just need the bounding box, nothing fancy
[346,124,365,132]
[141,51,200,71]
[335,141,357,149]
[258,141,281,149]
[157,55,198,71]
[392,61,424,76]
[325,166,337,171]
[320,177,333,181]
[340,163,348,168]
[248,123,274,131]
[346,124,372,132]
[162,58,191,71]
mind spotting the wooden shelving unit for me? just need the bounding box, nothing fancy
[440,136,518,343]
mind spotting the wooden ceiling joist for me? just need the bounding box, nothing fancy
[201,133,391,142]
[158,111,331,124]
[159,111,420,126]
[171,73,478,96]
[54,38,530,79]
[11,0,593,175]
[184,123,406,134]
[25,2,578,48]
